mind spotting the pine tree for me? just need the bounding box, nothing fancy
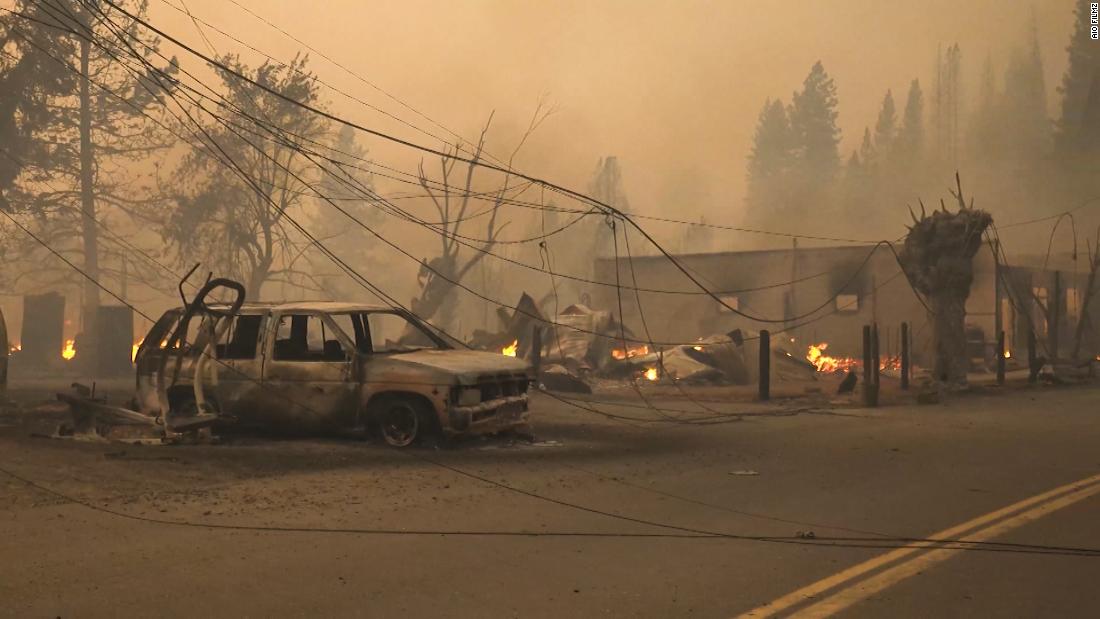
[746,100,793,189]
[587,155,630,264]
[0,0,176,351]
[970,54,999,157]
[858,127,876,169]
[874,90,898,160]
[589,156,631,213]
[788,61,842,188]
[848,128,877,216]
[898,79,924,164]
[310,124,382,300]
[1055,0,1100,154]
[1003,34,1050,158]
[744,98,794,223]
[934,44,963,164]
[840,142,873,221]
[166,55,328,297]
[0,2,77,211]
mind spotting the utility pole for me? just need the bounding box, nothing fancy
[120,254,128,301]
[758,330,770,401]
[1050,271,1061,362]
[788,238,798,337]
[79,2,101,343]
[871,274,878,324]
[993,239,1002,350]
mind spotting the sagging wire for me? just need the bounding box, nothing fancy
[6,4,1100,559]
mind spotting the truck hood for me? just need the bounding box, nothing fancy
[388,349,530,379]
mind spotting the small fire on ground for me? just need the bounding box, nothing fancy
[806,342,901,373]
[61,339,76,361]
[501,340,518,357]
[806,342,857,373]
[611,344,650,360]
[643,367,658,381]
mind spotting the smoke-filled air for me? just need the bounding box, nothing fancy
[3,2,1100,616]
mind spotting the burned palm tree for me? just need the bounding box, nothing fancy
[899,175,992,384]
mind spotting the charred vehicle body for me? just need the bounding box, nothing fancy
[133,300,533,446]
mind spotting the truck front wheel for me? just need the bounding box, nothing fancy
[372,396,425,447]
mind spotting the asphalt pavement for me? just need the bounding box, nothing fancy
[1,382,1099,617]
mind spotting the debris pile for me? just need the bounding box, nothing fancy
[473,297,824,393]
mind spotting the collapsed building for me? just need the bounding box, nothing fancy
[593,244,1100,372]
[2,243,1095,386]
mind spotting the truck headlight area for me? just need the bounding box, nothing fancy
[454,386,482,407]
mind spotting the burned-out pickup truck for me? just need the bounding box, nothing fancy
[133,301,533,446]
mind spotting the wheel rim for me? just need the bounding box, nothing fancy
[381,403,418,447]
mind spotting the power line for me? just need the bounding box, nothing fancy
[10,4,719,449]
[151,0,888,246]
[23,2,929,422]
[6,6,1100,558]
[37,0,423,323]
[57,8,736,345]
[16,1,935,366]
[92,0,877,323]
[28,2,884,307]
[3,459,1098,556]
[98,11,926,343]
[15,0,713,448]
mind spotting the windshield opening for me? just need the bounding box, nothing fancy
[359,311,445,353]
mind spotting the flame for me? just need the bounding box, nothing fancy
[806,342,857,373]
[1005,350,1012,359]
[611,344,650,360]
[61,339,76,361]
[8,342,20,353]
[880,356,902,372]
[692,345,704,351]
[644,367,658,381]
[807,342,901,373]
[501,339,518,357]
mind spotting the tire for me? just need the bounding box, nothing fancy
[373,396,426,448]
[166,393,221,439]
[170,393,219,417]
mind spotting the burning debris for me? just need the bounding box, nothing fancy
[470,293,548,362]
[61,339,76,361]
[611,344,650,360]
[806,342,901,374]
[806,342,857,373]
[602,331,817,387]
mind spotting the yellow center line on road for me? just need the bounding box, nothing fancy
[738,472,1100,618]
[790,479,1100,617]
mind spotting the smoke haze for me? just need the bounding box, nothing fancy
[151,0,1076,232]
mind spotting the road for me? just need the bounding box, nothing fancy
[2,382,1099,617]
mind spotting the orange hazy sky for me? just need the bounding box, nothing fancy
[149,0,1076,225]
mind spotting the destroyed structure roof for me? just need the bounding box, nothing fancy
[194,301,397,314]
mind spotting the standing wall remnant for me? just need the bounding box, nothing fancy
[92,305,134,376]
[20,293,65,368]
